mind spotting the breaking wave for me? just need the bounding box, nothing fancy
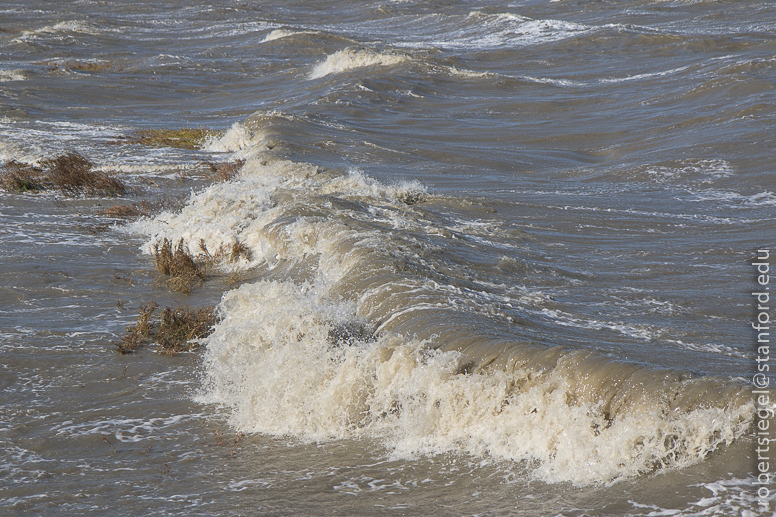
[129,123,754,486]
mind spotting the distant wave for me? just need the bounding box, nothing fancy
[262,29,321,43]
[370,10,589,50]
[309,48,410,79]
[15,20,103,42]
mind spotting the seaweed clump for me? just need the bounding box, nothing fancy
[116,302,216,355]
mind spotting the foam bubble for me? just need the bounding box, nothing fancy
[127,171,276,269]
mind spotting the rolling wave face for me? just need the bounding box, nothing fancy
[197,278,752,486]
[130,124,754,486]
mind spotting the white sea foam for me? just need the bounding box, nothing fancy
[15,20,102,42]
[629,476,776,515]
[386,11,589,50]
[665,339,747,359]
[262,29,319,42]
[52,414,202,442]
[48,20,100,34]
[202,122,269,157]
[646,159,734,184]
[128,172,275,268]
[309,49,409,79]
[689,189,776,207]
[0,69,27,82]
[599,65,690,84]
[197,278,753,486]
[0,141,45,165]
[128,159,427,272]
[540,307,656,341]
[127,147,753,487]
[446,66,493,79]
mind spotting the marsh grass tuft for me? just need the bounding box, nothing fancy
[156,305,217,355]
[116,302,216,355]
[154,238,206,293]
[198,239,252,269]
[99,200,162,219]
[203,159,245,182]
[151,238,251,293]
[43,152,128,197]
[99,204,144,218]
[116,302,157,354]
[1,152,128,197]
[228,241,251,263]
[0,160,45,193]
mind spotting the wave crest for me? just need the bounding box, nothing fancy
[310,48,409,79]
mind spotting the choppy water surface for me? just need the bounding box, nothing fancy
[1,0,775,515]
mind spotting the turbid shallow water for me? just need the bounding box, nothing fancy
[1,0,775,515]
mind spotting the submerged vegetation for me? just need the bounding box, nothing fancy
[1,126,226,198]
[203,159,245,182]
[3,132,249,359]
[108,128,215,149]
[116,302,217,355]
[1,133,249,362]
[0,152,128,197]
[36,59,117,73]
[98,200,160,219]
